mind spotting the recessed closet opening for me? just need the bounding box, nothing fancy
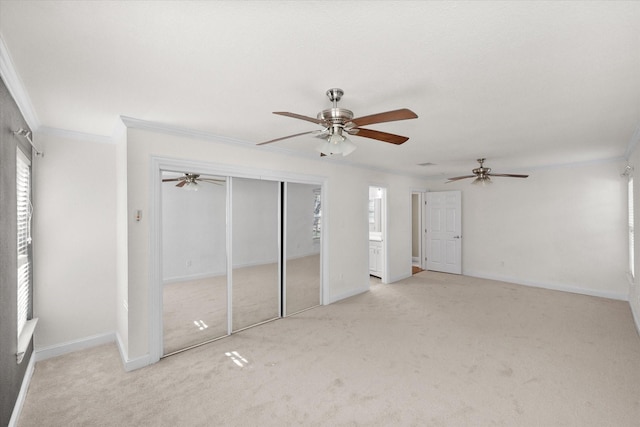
[151,159,325,361]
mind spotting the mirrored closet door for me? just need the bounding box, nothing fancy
[284,183,321,315]
[231,177,280,331]
[159,171,322,356]
[161,172,228,355]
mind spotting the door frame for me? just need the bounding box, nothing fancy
[411,190,428,271]
[368,185,388,283]
[149,156,327,364]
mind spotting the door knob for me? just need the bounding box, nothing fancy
[453,235,461,239]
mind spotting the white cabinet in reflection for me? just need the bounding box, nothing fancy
[369,240,382,277]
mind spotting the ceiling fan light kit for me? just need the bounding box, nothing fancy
[472,176,492,185]
[183,181,199,191]
[258,88,418,157]
[315,127,357,156]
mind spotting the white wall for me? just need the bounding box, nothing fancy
[231,177,279,268]
[33,132,117,348]
[427,159,628,299]
[162,177,321,281]
[161,173,227,280]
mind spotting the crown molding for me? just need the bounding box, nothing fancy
[0,35,40,129]
[36,126,114,145]
[120,116,427,179]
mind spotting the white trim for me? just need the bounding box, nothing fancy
[463,270,628,301]
[8,349,36,427]
[388,272,413,283]
[116,333,151,372]
[34,332,116,362]
[16,318,38,364]
[631,299,640,337]
[0,35,40,129]
[278,182,283,318]
[162,271,227,285]
[226,178,233,335]
[149,162,163,364]
[320,181,329,306]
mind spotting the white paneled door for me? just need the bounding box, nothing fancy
[426,191,462,274]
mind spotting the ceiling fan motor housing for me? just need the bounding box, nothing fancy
[472,166,491,178]
[317,108,354,124]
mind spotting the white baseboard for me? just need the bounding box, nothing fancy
[116,332,151,372]
[388,272,412,283]
[34,332,116,362]
[325,285,369,305]
[463,270,628,301]
[631,300,640,337]
[629,281,640,336]
[8,350,36,427]
[163,271,224,285]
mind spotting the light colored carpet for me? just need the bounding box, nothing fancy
[163,275,228,354]
[19,272,640,426]
[163,255,320,354]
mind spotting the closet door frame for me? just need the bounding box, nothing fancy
[148,156,327,365]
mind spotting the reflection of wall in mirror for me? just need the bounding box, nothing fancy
[162,178,321,282]
[162,174,227,281]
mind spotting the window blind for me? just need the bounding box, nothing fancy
[16,149,32,338]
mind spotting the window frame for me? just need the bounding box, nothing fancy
[16,147,37,364]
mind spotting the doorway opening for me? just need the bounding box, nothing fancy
[368,186,386,282]
[411,192,424,274]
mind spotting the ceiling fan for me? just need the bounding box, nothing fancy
[447,158,529,184]
[162,173,225,191]
[257,88,418,156]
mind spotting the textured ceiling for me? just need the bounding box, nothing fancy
[0,1,638,178]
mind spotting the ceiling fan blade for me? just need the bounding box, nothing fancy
[350,108,418,127]
[349,128,409,145]
[198,178,226,183]
[446,175,476,182]
[257,131,319,145]
[162,178,183,182]
[489,174,529,178]
[176,181,187,188]
[273,112,326,125]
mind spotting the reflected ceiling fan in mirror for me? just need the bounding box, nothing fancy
[162,173,225,191]
[447,158,529,185]
[257,88,418,156]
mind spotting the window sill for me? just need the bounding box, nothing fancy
[17,318,38,364]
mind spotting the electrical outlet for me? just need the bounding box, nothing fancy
[186,260,192,267]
